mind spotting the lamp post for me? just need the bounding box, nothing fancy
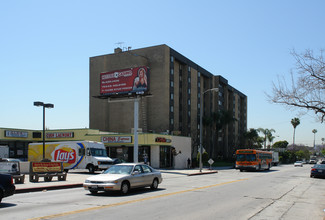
[34,101,54,161]
[199,88,219,172]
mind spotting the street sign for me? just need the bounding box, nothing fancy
[208,159,214,165]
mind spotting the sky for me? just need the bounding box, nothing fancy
[1,0,324,147]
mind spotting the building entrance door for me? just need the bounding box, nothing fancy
[160,146,172,168]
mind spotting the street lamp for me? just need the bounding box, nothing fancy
[34,101,54,161]
[199,88,219,172]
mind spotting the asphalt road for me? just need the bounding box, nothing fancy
[1,164,324,220]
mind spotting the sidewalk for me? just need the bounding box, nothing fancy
[15,168,221,194]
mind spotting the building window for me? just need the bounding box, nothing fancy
[188,66,191,72]
[171,81,174,87]
[170,93,174,100]
[170,69,174,75]
[171,106,174,112]
[171,56,174,63]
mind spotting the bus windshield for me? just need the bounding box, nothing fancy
[236,154,256,162]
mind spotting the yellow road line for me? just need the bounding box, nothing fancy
[28,178,248,220]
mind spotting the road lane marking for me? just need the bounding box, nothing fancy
[28,178,248,220]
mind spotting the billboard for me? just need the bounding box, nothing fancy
[100,66,149,96]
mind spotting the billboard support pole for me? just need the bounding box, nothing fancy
[134,96,139,163]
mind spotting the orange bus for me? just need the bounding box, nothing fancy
[235,149,272,171]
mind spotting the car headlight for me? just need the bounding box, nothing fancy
[104,180,118,184]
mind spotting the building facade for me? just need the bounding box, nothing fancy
[89,44,247,160]
[0,127,190,169]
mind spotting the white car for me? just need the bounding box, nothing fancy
[83,163,162,195]
[294,161,303,167]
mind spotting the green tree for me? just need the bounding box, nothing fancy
[257,128,276,148]
[210,110,236,158]
[272,140,289,149]
[291,118,300,146]
[321,148,325,156]
[244,128,261,148]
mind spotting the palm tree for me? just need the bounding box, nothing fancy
[243,128,259,148]
[211,110,236,158]
[257,128,275,149]
[291,118,300,147]
[312,129,318,149]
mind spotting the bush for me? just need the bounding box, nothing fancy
[197,151,209,164]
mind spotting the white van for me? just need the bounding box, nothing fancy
[28,141,113,173]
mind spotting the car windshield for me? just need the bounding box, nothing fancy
[237,154,256,161]
[314,164,325,169]
[90,148,107,157]
[103,165,133,174]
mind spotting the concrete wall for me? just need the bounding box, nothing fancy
[172,136,191,169]
[150,145,160,168]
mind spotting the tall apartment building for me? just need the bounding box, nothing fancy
[89,44,247,159]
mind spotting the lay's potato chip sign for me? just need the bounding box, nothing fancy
[52,147,76,164]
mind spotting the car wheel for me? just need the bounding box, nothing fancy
[89,190,98,195]
[121,181,130,195]
[150,178,159,190]
[88,165,95,174]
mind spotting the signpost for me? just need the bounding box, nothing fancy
[208,158,214,170]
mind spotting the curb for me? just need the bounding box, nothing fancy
[15,183,83,194]
[187,171,218,176]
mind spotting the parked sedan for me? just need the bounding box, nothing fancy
[83,163,162,195]
[0,174,15,203]
[294,161,303,167]
[310,164,325,178]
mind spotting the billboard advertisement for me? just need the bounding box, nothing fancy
[100,66,149,96]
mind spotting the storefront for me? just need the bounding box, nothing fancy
[0,128,191,169]
[100,134,183,168]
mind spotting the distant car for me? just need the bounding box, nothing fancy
[111,158,126,165]
[0,158,21,162]
[309,160,317,164]
[310,164,325,178]
[320,161,325,164]
[83,163,162,195]
[0,174,15,203]
[294,161,303,167]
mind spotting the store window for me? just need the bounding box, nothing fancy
[160,146,172,168]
